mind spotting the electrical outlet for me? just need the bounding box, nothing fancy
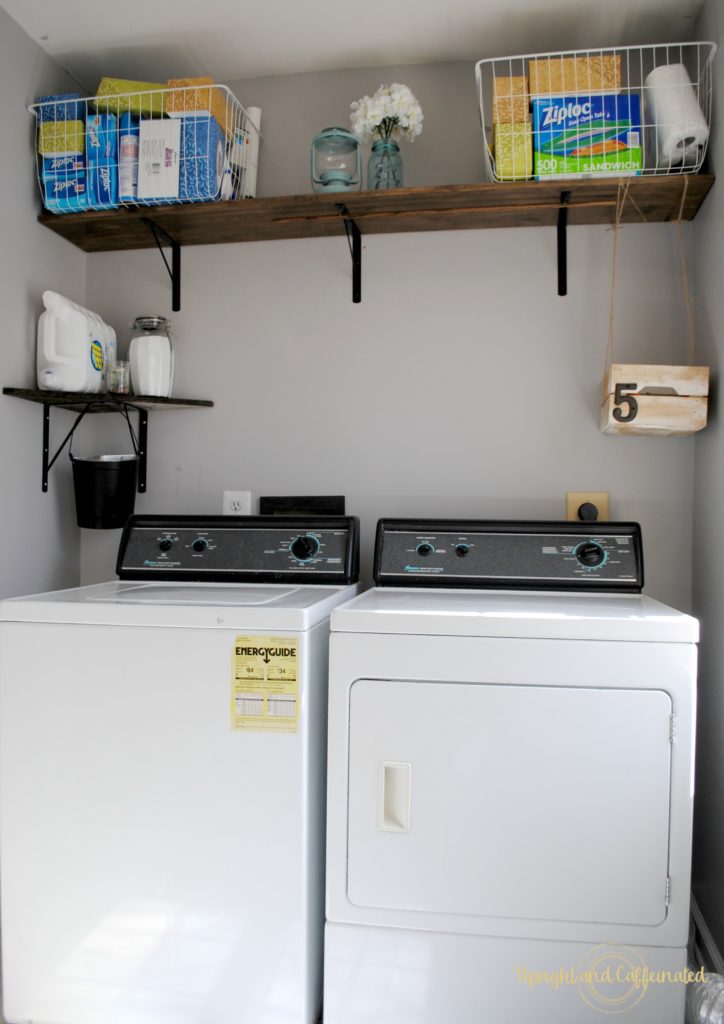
[222,490,252,515]
[566,492,609,522]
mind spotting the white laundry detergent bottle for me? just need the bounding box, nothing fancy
[37,291,116,393]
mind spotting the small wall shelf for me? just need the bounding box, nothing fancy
[3,388,213,493]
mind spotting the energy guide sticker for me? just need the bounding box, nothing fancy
[231,636,299,732]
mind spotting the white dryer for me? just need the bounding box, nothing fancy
[324,519,698,1024]
[0,514,359,1024]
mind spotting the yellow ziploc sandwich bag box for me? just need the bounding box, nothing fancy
[493,76,529,123]
[529,55,622,96]
[166,77,234,138]
[95,78,166,116]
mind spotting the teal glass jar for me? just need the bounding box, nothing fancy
[368,139,403,190]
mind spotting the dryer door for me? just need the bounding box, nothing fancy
[347,679,672,927]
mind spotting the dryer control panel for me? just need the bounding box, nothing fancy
[117,515,359,584]
[374,519,643,591]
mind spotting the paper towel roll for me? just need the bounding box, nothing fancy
[645,63,709,168]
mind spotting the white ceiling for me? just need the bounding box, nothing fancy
[2,0,704,91]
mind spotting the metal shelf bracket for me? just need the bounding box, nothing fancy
[557,191,571,296]
[141,217,181,311]
[41,401,148,494]
[336,204,361,303]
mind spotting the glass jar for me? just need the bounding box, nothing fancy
[129,316,174,398]
[367,139,403,190]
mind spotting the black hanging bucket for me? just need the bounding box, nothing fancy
[70,454,138,529]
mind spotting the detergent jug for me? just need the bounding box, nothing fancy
[37,290,116,393]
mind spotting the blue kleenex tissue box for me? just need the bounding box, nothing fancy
[179,116,225,201]
[86,113,118,209]
[43,173,89,213]
[35,92,84,122]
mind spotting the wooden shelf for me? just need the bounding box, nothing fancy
[37,176,714,253]
[2,388,213,411]
[3,388,213,492]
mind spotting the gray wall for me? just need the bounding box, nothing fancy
[692,1,724,957]
[0,8,85,598]
[82,61,696,605]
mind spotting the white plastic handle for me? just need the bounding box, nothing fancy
[40,290,75,366]
[378,761,411,833]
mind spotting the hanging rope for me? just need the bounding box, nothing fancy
[675,177,697,365]
[604,178,631,373]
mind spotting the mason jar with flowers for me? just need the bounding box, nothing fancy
[350,83,423,190]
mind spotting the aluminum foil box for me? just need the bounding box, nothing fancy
[179,116,225,201]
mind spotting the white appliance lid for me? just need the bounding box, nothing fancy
[0,580,360,631]
[330,587,699,643]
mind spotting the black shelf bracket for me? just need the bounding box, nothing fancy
[141,217,181,311]
[41,401,148,494]
[336,204,361,303]
[557,191,571,297]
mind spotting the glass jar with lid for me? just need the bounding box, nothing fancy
[129,316,174,398]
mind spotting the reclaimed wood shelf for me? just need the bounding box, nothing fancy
[3,388,213,492]
[2,388,213,411]
[36,176,714,252]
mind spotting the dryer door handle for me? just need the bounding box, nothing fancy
[378,761,411,832]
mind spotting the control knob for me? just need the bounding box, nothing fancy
[576,541,606,567]
[291,535,320,561]
[192,537,209,553]
[416,543,435,557]
[159,537,173,552]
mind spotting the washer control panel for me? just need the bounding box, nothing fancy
[117,515,359,583]
[374,519,642,591]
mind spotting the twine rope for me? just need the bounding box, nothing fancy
[676,177,697,364]
[605,176,697,372]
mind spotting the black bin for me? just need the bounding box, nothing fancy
[71,454,138,530]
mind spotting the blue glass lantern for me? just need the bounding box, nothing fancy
[311,127,361,192]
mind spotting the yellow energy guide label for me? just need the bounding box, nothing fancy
[231,635,299,732]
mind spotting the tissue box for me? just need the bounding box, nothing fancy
[179,116,225,200]
[493,76,529,124]
[493,122,533,179]
[166,77,233,137]
[529,55,622,96]
[86,113,118,209]
[38,120,85,155]
[600,364,709,436]
[532,93,642,179]
[43,173,89,213]
[35,93,84,122]
[137,119,181,200]
[96,77,166,116]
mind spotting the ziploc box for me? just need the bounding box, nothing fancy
[43,174,88,213]
[532,93,642,179]
[86,113,118,209]
[179,116,225,201]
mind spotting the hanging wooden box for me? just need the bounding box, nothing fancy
[600,364,709,436]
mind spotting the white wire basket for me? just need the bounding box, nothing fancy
[31,81,261,214]
[475,42,717,182]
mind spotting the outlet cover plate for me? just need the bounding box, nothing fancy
[566,491,609,522]
[222,490,252,515]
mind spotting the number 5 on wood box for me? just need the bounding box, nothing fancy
[601,364,709,435]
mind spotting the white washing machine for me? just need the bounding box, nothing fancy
[324,519,698,1024]
[0,514,359,1024]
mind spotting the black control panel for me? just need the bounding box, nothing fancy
[116,515,360,584]
[373,519,643,592]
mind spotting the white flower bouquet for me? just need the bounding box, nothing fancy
[350,83,424,143]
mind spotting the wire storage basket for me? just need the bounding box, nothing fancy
[475,42,716,183]
[31,80,261,214]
